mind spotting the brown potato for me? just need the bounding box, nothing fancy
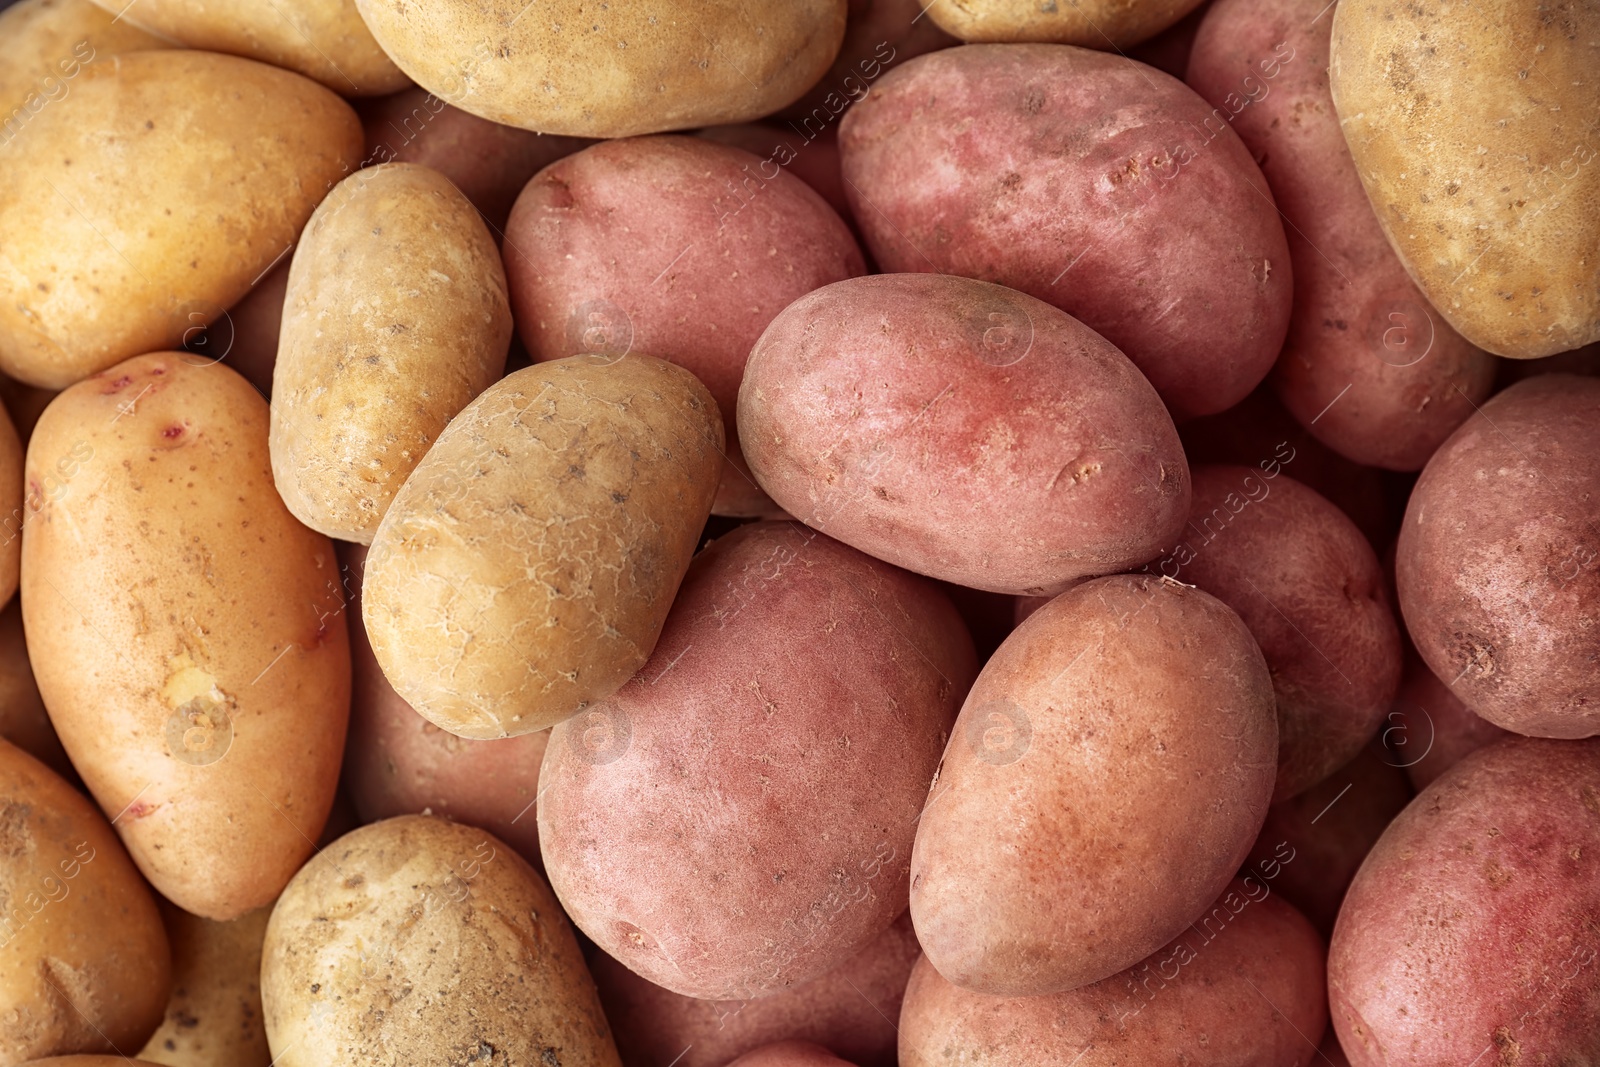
[0,0,165,132]
[1385,649,1509,791]
[921,0,1206,48]
[136,904,271,1067]
[0,601,71,781]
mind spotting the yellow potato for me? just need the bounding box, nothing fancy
[0,51,362,389]
[362,355,723,739]
[271,163,511,544]
[351,0,848,137]
[21,353,351,920]
[85,0,408,95]
[137,904,271,1067]
[0,739,170,1064]
[922,0,1204,47]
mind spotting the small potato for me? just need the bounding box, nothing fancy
[728,1044,854,1067]
[271,163,512,543]
[0,0,164,123]
[0,739,170,1064]
[539,522,975,1000]
[910,575,1277,996]
[22,354,351,920]
[0,601,71,781]
[362,355,723,739]
[262,816,620,1067]
[352,0,848,138]
[900,883,1326,1064]
[1385,650,1509,792]
[920,0,1204,48]
[137,904,271,1067]
[1329,737,1600,1063]
[739,274,1190,595]
[0,51,363,389]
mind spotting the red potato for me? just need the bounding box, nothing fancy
[728,1044,854,1067]
[1186,0,1495,470]
[697,124,851,225]
[1385,650,1510,792]
[838,44,1292,420]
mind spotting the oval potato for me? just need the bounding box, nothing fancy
[136,904,271,1067]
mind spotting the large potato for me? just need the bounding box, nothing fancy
[271,162,512,543]
[1186,0,1496,470]
[1329,737,1600,1063]
[539,522,975,1000]
[22,354,351,920]
[505,135,864,518]
[838,45,1292,419]
[0,0,164,128]
[351,0,848,138]
[0,51,362,389]
[262,816,620,1067]
[362,355,723,739]
[920,0,1204,47]
[1386,649,1509,791]
[0,740,170,1065]
[1396,375,1600,737]
[910,575,1277,996]
[738,274,1189,595]
[1329,0,1600,358]
[137,904,271,1067]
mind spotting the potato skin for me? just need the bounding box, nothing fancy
[899,885,1326,1065]
[1397,375,1600,737]
[1329,0,1599,358]
[838,45,1292,420]
[1386,650,1509,792]
[910,575,1277,996]
[351,0,848,138]
[1329,737,1600,1064]
[921,0,1204,47]
[271,163,512,544]
[539,522,975,1000]
[0,740,170,1065]
[21,354,351,920]
[136,904,271,1067]
[728,1044,853,1067]
[738,274,1189,595]
[0,51,363,389]
[261,816,620,1067]
[1186,0,1495,470]
[362,355,723,739]
[0,0,164,123]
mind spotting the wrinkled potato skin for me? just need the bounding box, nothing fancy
[351,0,848,138]
[0,602,70,780]
[0,741,170,1065]
[923,0,1205,47]
[272,163,512,544]
[728,1043,853,1067]
[1187,0,1495,470]
[363,356,723,740]
[539,522,975,1001]
[739,275,1190,595]
[261,816,620,1067]
[21,354,351,920]
[595,911,919,1067]
[0,0,166,120]
[911,575,1277,996]
[1387,650,1509,791]
[1397,375,1600,737]
[137,904,271,1067]
[1329,0,1600,358]
[0,51,363,390]
[1329,738,1600,1064]
[900,885,1327,1065]
[839,46,1292,420]
[84,0,407,94]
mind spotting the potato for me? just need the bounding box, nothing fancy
[0,739,170,1064]
[137,904,271,1067]
[738,274,1190,595]
[838,45,1292,419]
[696,123,851,224]
[920,0,1205,48]
[0,601,71,781]
[1329,0,1600,358]
[728,1044,854,1067]
[1186,0,1496,470]
[1329,737,1600,1063]
[362,355,723,739]
[778,0,955,118]
[910,575,1276,996]
[21,354,351,919]
[538,521,975,1000]
[271,162,512,543]
[17,1060,166,1067]
[595,911,919,1067]
[0,51,363,389]
[351,0,848,138]
[261,816,620,1067]
[1386,649,1509,791]
[0,0,165,129]
[505,136,862,518]
[900,882,1326,1065]
[1396,375,1600,737]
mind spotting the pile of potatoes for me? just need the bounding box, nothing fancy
[0,0,1596,1064]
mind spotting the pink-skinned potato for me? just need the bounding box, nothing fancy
[697,124,851,225]
[1329,737,1600,1064]
[738,274,1190,595]
[838,44,1292,420]
[1385,650,1509,792]
[728,1044,855,1067]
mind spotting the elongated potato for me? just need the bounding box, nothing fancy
[363,355,723,739]
[0,51,362,389]
[271,163,512,544]
[137,904,271,1067]
[0,0,165,131]
[22,354,351,920]
[0,739,170,1065]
